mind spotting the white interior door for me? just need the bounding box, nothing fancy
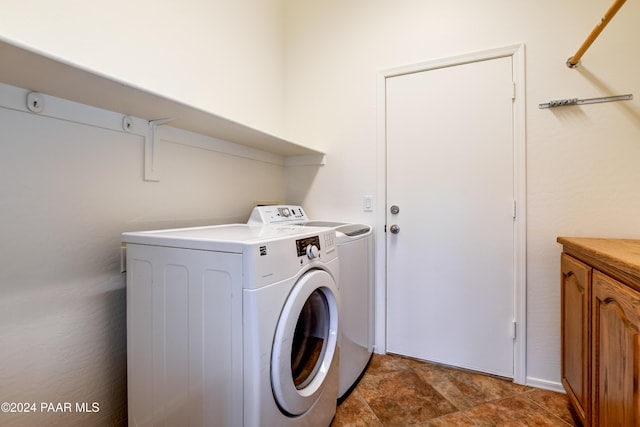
[385,56,516,377]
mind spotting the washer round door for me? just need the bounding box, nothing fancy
[271,269,339,416]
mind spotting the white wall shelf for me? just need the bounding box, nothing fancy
[0,38,324,162]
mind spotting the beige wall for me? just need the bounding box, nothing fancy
[282,0,640,388]
[0,88,286,426]
[0,0,286,134]
[0,1,286,424]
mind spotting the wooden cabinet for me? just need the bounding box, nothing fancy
[592,271,640,426]
[561,253,592,425]
[558,237,640,427]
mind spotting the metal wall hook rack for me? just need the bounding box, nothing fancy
[539,94,633,109]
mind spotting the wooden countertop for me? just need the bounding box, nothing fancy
[557,237,640,292]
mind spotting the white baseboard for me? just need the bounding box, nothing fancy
[526,377,565,393]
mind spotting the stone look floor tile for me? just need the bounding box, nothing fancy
[331,389,384,427]
[417,411,477,426]
[462,394,573,426]
[331,354,573,427]
[357,364,457,426]
[411,359,531,410]
[525,389,579,426]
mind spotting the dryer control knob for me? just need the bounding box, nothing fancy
[306,244,319,259]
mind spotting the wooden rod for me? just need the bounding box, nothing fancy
[567,0,627,68]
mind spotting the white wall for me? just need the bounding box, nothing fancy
[282,0,640,388]
[0,0,286,135]
[0,82,285,427]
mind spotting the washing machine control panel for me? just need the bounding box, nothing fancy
[296,235,320,258]
[306,245,320,259]
[248,205,308,224]
[279,207,292,217]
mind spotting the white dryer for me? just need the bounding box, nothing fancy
[123,224,340,427]
[248,206,374,400]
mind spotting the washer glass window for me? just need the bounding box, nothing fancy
[271,269,339,416]
[291,290,329,389]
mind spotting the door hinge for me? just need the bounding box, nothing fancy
[511,320,517,339]
[512,200,517,219]
[512,82,516,101]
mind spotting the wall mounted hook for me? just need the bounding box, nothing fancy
[26,92,44,113]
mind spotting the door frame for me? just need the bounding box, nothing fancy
[374,44,527,384]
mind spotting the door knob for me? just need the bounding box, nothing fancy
[389,224,400,234]
[390,205,400,215]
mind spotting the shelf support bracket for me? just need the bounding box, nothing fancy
[144,118,174,182]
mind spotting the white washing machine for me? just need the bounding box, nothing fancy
[248,206,374,400]
[122,224,340,427]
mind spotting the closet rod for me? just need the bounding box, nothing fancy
[567,0,627,68]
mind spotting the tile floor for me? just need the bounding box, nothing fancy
[331,354,578,427]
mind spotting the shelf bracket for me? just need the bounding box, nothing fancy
[145,118,174,182]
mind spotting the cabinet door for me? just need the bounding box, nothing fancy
[561,253,592,425]
[592,270,640,427]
